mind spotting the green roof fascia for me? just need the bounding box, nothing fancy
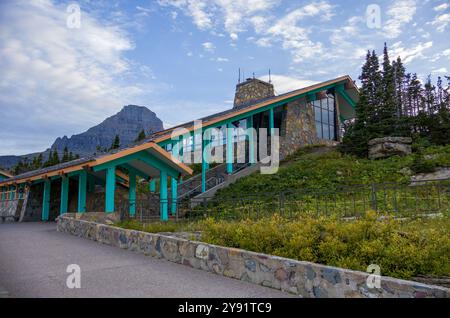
[336,84,356,109]
[92,150,179,179]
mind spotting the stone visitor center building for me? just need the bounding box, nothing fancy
[0,75,358,221]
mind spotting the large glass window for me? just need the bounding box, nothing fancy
[313,94,336,140]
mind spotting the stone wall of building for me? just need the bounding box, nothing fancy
[57,215,449,298]
[234,78,275,108]
[279,99,320,158]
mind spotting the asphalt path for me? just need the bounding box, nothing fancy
[0,222,291,298]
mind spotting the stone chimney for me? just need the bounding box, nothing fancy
[233,78,275,109]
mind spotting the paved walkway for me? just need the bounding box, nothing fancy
[0,223,291,298]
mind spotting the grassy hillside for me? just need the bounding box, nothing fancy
[214,145,450,199]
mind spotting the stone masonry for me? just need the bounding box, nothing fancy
[57,215,449,298]
[234,78,275,108]
[279,98,337,158]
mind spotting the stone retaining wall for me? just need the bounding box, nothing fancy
[56,215,449,298]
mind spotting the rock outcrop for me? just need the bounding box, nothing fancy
[368,137,412,160]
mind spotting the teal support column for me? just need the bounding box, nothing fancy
[105,166,116,213]
[9,185,15,200]
[269,107,274,136]
[1,187,5,201]
[159,170,168,221]
[42,180,51,221]
[247,116,255,164]
[128,170,136,217]
[78,170,87,213]
[150,179,156,193]
[226,122,234,174]
[60,176,69,215]
[171,177,178,216]
[201,131,209,193]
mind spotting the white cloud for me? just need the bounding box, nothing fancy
[390,41,433,64]
[258,74,318,94]
[0,0,150,155]
[434,3,449,11]
[202,41,216,52]
[215,57,229,62]
[159,0,213,30]
[159,0,278,36]
[431,13,450,32]
[383,0,417,39]
[254,1,334,63]
[431,67,448,74]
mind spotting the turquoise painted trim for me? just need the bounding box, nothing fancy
[150,179,156,193]
[201,131,209,193]
[159,170,168,221]
[9,185,15,200]
[60,176,69,215]
[171,177,177,216]
[92,150,179,179]
[247,116,255,164]
[42,180,51,221]
[105,166,116,213]
[129,170,136,217]
[269,107,274,136]
[78,170,87,213]
[226,122,234,174]
[336,84,356,109]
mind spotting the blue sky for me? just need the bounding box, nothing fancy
[0,0,449,155]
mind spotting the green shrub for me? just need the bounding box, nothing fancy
[200,213,450,280]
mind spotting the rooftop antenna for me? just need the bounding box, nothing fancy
[238,68,241,84]
[269,69,272,83]
[253,72,255,79]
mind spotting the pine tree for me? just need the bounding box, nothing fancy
[62,146,69,163]
[340,50,379,156]
[135,129,146,142]
[110,135,120,150]
[378,43,398,136]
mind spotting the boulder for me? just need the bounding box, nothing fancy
[368,137,412,160]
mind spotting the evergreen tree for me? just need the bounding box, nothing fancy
[110,135,120,150]
[379,43,398,136]
[62,146,69,163]
[135,129,146,142]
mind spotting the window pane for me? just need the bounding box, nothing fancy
[314,106,321,121]
[321,108,329,124]
[322,125,330,140]
[315,122,322,139]
[330,125,335,140]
